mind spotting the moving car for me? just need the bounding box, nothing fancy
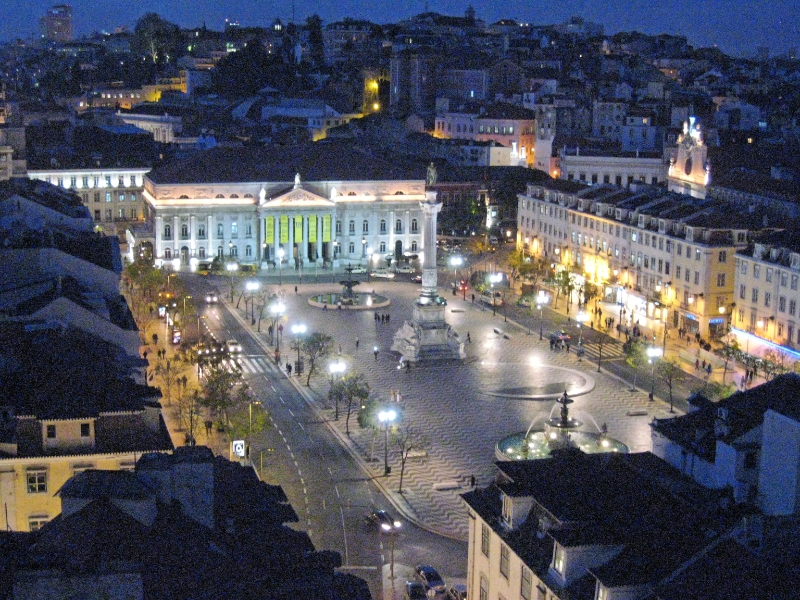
[367,509,401,532]
[411,275,422,284]
[394,265,415,274]
[205,291,219,303]
[225,339,242,354]
[346,265,367,274]
[371,269,396,279]
[404,581,427,600]
[480,290,503,306]
[414,565,446,594]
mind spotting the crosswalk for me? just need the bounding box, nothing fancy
[234,356,276,374]
[580,340,626,361]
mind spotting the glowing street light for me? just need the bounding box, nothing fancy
[576,310,589,345]
[647,346,663,402]
[291,323,307,371]
[277,247,285,286]
[536,290,549,339]
[328,359,346,420]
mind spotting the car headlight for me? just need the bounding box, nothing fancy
[381,523,391,531]
[393,520,401,528]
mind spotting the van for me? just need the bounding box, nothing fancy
[480,290,503,306]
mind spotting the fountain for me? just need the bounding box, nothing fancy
[308,271,390,310]
[497,390,628,460]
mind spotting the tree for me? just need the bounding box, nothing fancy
[505,249,527,284]
[305,15,325,68]
[553,270,575,311]
[691,380,736,402]
[656,358,681,413]
[581,282,599,308]
[300,333,334,386]
[519,257,545,293]
[132,13,182,64]
[177,389,204,445]
[198,362,242,432]
[357,396,380,462]
[333,374,370,435]
[718,333,740,383]
[762,348,792,380]
[623,337,648,390]
[225,386,269,443]
[466,236,489,258]
[393,425,420,494]
[155,356,188,405]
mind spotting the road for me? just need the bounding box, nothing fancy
[189,278,467,600]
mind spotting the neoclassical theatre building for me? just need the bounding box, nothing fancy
[139,141,428,268]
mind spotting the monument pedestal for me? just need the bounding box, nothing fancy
[392,300,465,362]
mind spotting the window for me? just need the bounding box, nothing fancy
[500,544,510,579]
[27,469,47,493]
[380,219,387,234]
[94,192,100,203]
[741,261,747,275]
[164,224,172,239]
[119,193,125,202]
[395,219,403,233]
[753,265,760,279]
[520,567,533,600]
[130,208,137,219]
[231,222,238,238]
[793,275,799,291]
[217,224,224,238]
[481,524,490,557]
[676,266,681,279]
[348,242,355,254]
[779,297,786,312]
[164,248,172,259]
[553,544,566,577]
[362,219,369,234]
[479,575,488,600]
[349,220,355,234]
[766,268,773,283]
[118,208,125,219]
[740,284,746,300]
[198,224,206,239]
[105,175,112,187]
[82,176,89,187]
[94,210,100,220]
[695,248,701,260]
[790,300,796,316]
[28,516,49,532]
[104,209,112,221]
[335,220,342,235]
[198,247,205,258]
[80,423,90,437]
[46,425,56,439]
[230,245,238,257]
[717,273,726,287]
[245,245,252,257]
[719,250,727,263]
[764,292,771,308]
[411,218,418,233]
[379,241,386,253]
[105,192,112,203]
[781,272,788,287]
[217,246,223,258]
[694,271,699,285]
[752,289,758,303]
[411,241,418,252]
[180,224,189,238]
[245,224,252,238]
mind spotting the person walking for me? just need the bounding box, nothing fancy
[405,360,411,373]
[466,332,471,343]
[355,337,360,349]
[294,285,298,294]
[286,362,292,375]
[373,346,379,361]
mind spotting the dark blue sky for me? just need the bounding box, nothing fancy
[6,0,798,57]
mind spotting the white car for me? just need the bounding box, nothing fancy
[347,265,367,274]
[225,339,242,354]
[371,269,396,279]
[394,265,415,274]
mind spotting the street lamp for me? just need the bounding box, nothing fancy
[450,256,464,294]
[182,295,192,327]
[291,323,307,372]
[246,281,260,322]
[536,290,549,339]
[576,310,589,345]
[378,409,397,476]
[270,301,285,351]
[328,359,346,420]
[249,400,262,438]
[489,273,502,316]
[277,247,285,286]
[226,262,238,301]
[647,346,663,401]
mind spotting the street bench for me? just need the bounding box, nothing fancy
[493,328,511,339]
[432,481,461,491]
[626,410,648,417]
[406,448,427,460]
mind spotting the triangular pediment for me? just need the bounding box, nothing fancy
[262,186,335,208]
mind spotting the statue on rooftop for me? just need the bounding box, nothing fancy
[426,162,438,187]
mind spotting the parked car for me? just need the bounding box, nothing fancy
[414,565,446,593]
[394,265,415,274]
[367,509,401,532]
[404,581,427,600]
[371,269,396,279]
[225,339,242,354]
[480,290,503,306]
[347,265,367,274]
[447,584,467,600]
[411,275,422,284]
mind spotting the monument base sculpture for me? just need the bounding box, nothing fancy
[392,300,465,362]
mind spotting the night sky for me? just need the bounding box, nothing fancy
[4,0,798,57]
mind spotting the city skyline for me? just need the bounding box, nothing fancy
[4,0,798,58]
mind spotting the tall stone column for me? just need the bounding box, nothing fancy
[420,191,442,302]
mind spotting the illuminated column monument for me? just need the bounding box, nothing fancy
[393,169,465,362]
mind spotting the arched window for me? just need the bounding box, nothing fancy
[198,224,206,239]
[230,245,238,257]
[245,224,252,237]
[335,220,342,234]
[244,193,253,198]
[348,191,357,196]
[164,247,172,258]
[230,194,239,198]
[216,194,225,198]
[217,224,223,238]
[349,220,355,234]
[231,222,238,237]
[380,219,386,234]
[411,219,418,233]
[164,224,172,239]
[179,195,189,199]
[348,242,355,254]
[217,246,223,257]
[411,241,418,252]
[379,241,386,253]
[395,219,402,233]
[198,247,206,258]
[394,191,404,195]
[362,219,369,234]
[245,245,252,257]
[180,224,188,238]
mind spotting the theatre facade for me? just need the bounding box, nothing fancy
[138,142,428,269]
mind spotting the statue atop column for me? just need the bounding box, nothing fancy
[426,162,438,187]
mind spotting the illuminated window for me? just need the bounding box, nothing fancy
[27,469,48,494]
[28,516,49,532]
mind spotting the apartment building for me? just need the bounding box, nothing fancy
[734,234,800,349]
[517,180,752,338]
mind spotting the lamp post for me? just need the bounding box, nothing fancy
[328,359,346,419]
[249,400,262,438]
[647,346,663,401]
[361,237,367,258]
[489,273,502,316]
[576,310,589,345]
[291,323,307,372]
[246,281,260,322]
[450,256,463,293]
[536,290,549,339]
[270,301,285,351]
[378,409,397,476]
[367,246,373,281]
[226,262,238,301]
[182,295,192,328]
[277,247,285,286]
